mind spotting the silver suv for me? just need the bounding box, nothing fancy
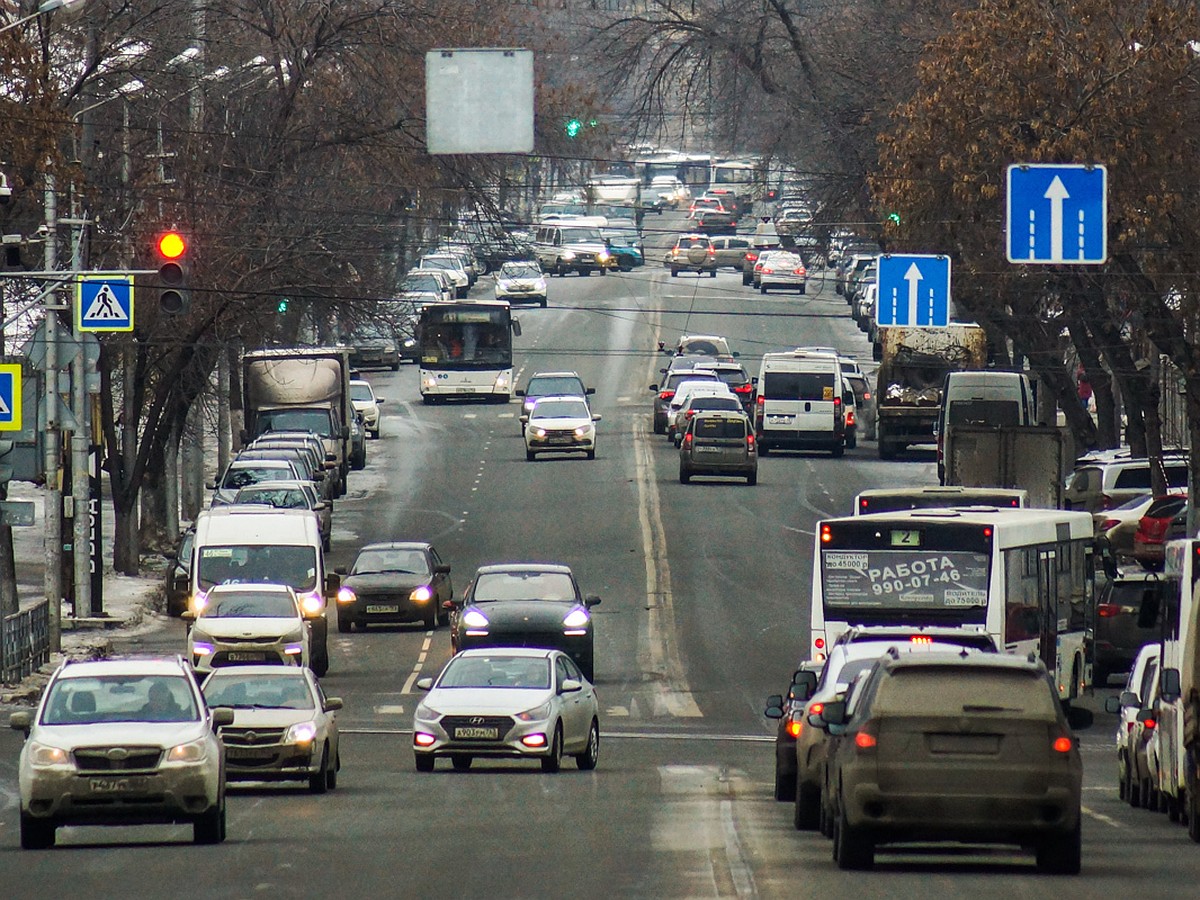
[10,657,232,849]
[1062,451,1188,514]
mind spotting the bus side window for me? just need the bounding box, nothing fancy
[1005,548,1039,642]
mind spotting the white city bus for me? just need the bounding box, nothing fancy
[417,300,520,403]
[810,507,1095,701]
[708,157,766,215]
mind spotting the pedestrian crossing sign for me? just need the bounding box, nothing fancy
[76,273,134,332]
[0,364,21,431]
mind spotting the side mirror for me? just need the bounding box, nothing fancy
[314,501,327,512]
[585,595,601,608]
[732,351,740,358]
[765,704,784,720]
[790,670,818,702]
[751,376,759,385]
[205,482,217,491]
[818,699,848,727]
[1119,690,1140,708]
[511,319,522,337]
[211,708,235,728]
[592,414,602,422]
[1066,706,1094,730]
[586,387,596,395]
[560,678,583,694]
[324,572,342,598]
[515,389,526,397]
[162,550,178,561]
[9,711,31,735]
[415,676,433,692]
[659,368,669,375]
[181,610,196,621]
[376,398,386,404]
[649,384,659,392]
[173,573,189,593]
[1161,667,1182,703]
[434,564,451,575]
[323,697,344,712]
[519,415,529,424]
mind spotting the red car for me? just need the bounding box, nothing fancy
[1132,494,1188,569]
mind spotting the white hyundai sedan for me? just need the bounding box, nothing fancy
[521,395,601,461]
[412,648,600,773]
[186,584,309,674]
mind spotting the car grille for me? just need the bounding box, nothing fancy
[217,635,285,644]
[441,715,514,739]
[73,746,163,772]
[542,428,577,439]
[222,727,287,747]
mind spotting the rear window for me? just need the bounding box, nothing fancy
[667,372,717,390]
[694,417,747,439]
[691,397,742,413]
[1112,464,1188,490]
[1144,496,1188,518]
[763,371,835,401]
[874,668,1058,719]
[948,400,1021,427]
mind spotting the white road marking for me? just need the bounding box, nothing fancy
[374,705,406,715]
[401,634,435,694]
[462,414,477,419]
[606,706,630,717]
[1081,805,1123,828]
[721,798,756,897]
[782,525,814,536]
[497,412,514,418]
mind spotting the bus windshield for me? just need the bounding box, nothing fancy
[419,307,512,369]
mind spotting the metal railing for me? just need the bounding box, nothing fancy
[2,600,51,684]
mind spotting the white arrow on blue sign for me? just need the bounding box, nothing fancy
[1006,164,1107,264]
[876,254,952,328]
[76,273,134,333]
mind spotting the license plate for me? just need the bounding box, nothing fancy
[366,604,399,614]
[456,387,475,393]
[454,727,499,740]
[696,446,720,453]
[228,746,278,759]
[548,436,573,445]
[768,415,793,424]
[227,652,265,662]
[87,776,149,795]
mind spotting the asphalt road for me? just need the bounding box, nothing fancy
[0,210,1195,897]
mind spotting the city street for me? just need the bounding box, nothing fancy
[0,212,1189,897]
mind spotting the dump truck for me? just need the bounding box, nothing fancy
[874,325,987,460]
[241,347,353,497]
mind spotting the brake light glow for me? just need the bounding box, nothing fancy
[863,391,871,400]
[808,702,824,716]
[786,715,803,738]
[1052,736,1073,753]
[683,433,693,447]
[746,433,755,448]
[820,524,832,543]
[1097,603,1121,618]
[982,527,993,539]
[763,267,774,274]
[756,395,765,406]
[793,268,805,276]
[659,390,675,400]
[910,636,933,644]
[846,409,856,426]
[733,383,753,393]
[855,732,877,750]
[1143,718,1157,731]
[814,637,825,650]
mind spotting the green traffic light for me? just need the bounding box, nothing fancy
[888,212,901,225]
[277,298,289,313]
[565,118,583,138]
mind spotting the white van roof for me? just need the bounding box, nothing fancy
[760,349,841,369]
[194,506,320,546]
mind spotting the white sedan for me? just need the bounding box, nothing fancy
[186,583,309,673]
[521,395,601,461]
[758,251,808,294]
[494,261,548,307]
[350,379,383,438]
[412,648,600,772]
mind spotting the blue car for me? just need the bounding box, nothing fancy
[604,234,644,271]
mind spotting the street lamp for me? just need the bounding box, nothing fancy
[0,0,88,36]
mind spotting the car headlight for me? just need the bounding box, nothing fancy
[563,609,590,629]
[403,339,416,349]
[383,344,395,353]
[514,700,553,723]
[337,586,357,604]
[495,373,511,390]
[410,585,433,603]
[285,721,318,744]
[574,426,590,438]
[166,739,208,764]
[299,592,323,615]
[28,742,70,767]
[414,703,442,722]
[192,641,215,657]
[597,251,611,262]
[462,609,489,628]
[531,427,547,438]
[560,250,576,260]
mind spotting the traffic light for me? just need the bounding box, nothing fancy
[565,117,583,139]
[887,212,902,226]
[277,297,289,314]
[155,229,190,314]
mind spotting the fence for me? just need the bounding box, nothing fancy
[2,600,50,684]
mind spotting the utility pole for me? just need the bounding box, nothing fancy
[69,199,92,616]
[43,172,62,652]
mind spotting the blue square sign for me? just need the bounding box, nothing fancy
[876,255,951,327]
[1007,164,1107,264]
[76,274,134,332]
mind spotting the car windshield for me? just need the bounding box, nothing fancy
[560,227,603,243]
[203,673,315,710]
[438,655,551,689]
[352,548,430,576]
[422,258,461,272]
[258,409,335,439]
[526,376,585,397]
[220,465,290,490]
[502,263,541,279]
[42,675,199,725]
[403,273,443,292]
[531,400,589,420]
[472,571,576,602]
[200,591,298,619]
[233,487,308,510]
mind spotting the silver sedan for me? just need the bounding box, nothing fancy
[412,648,600,773]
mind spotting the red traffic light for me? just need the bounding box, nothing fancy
[157,231,186,260]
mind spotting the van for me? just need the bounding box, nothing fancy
[532,223,613,276]
[936,371,1036,482]
[753,350,845,456]
[181,507,339,676]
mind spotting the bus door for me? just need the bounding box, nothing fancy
[1038,547,1060,679]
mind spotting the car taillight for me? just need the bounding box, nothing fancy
[659,390,675,400]
[763,267,774,273]
[786,714,803,739]
[814,636,825,650]
[1096,603,1121,618]
[733,383,753,394]
[746,433,755,448]
[682,433,693,447]
[1099,518,1120,531]
[794,267,805,276]
[1143,717,1157,731]
[854,730,877,751]
[685,409,697,419]
[1052,736,1073,753]
[846,409,856,426]
[863,391,871,401]
[756,395,765,406]
[1101,494,1114,510]
[808,701,824,716]
[910,636,933,644]
[708,248,716,256]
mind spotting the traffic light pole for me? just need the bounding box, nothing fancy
[69,205,92,618]
[43,174,62,653]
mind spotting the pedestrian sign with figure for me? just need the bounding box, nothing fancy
[76,274,134,332]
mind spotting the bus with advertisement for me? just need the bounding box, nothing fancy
[809,506,1095,701]
[416,300,520,404]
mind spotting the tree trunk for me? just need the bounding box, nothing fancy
[0,483,16,618]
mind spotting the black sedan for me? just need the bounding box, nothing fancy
[447,563,601,681]
[335,542,453,632]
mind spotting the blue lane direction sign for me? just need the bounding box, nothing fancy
[76,273,134,332]
[876,254,952,328]
[1006,164,1107,264]
[0,364,21,432]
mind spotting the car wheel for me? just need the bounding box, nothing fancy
[599,267,607,276]
[415,753,435,773]
[746,471,757,486]
[846,436,856,450]
[670,268,679,277]
[673,436,682,449]
[760,285,768,294]
[679,465,691,485]
[1188,773,1200,842]
[526,450,536,462]
[831,444,845,459]
[337,614,352,634]
[326,754,338,790]
[793,783,819,829]
[451,754,473,772]
[438,603,451,627]
[742,273,751,286]
[775,766,796,803]
[835,807,874,870]
[540,299,548,308]
[575,719,600,771]
[19,812,55,850]
[799,285,806,294]
[391,361,400,372]
[586,449,596,460]
[541,724,563,773]
[193,793,226,845]
[309,745,331,794]
[1035,820,1081,874]
[423,605,437,630]
[1118,755,1128,801]
[709,269,717,278]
